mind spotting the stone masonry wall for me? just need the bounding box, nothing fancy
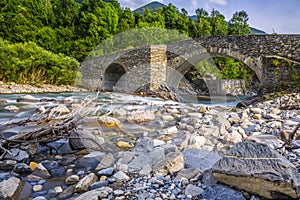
[150,45,167,91]
[81,34,300,93]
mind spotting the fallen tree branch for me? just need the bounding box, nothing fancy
[0,94,99,151]
[276,122,300,150]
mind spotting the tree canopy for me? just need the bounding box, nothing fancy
[0,0,253,85]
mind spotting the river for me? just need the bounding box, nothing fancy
[0,91,247,143]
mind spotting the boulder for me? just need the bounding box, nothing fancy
[175,168,200,180]
[245,134,284,148]
[187,135,207,149]
[149,147,165,163]
[31,163,51,179]
[113,171,130,181]
[95,153,114,170]
[5,148,29,161]
[58,185,75,199]
[0,177,25,199]
[74,173,98,193]
[49,105,70,116]
[90,180,109,190]
[127,110,155,123]
[70,130,105,151]
[0,99,8,104]
[185,184,203,197]
[153,152,184,176]
[132,137,154,153]
[4,105,19,112]
[0,160,17,170]
[16,95,39,103]
[112,108,127,117]
[213,142,300,199]
[139,164,152,176]
[74,187,113,200]
[183,149,220,172]
[13,163,32,175]
[116,141,134,150]
[65,175,80,185]
[77,151,105,169]
[97,167,114,177]
[128,155,152,172]
[98,116,121,127]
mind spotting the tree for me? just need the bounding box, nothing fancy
[196,8,209,19]
[163,4,179,30]
[77,1,118,41]
[51,0,79,27]
[35,26,57,52]
[117,8,135,32]
[190,8,211,37]
[210,9,228,35]
[228,10,251,35]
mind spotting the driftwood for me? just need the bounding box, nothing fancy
[0,94,99,152]
[276,122,300,150]
[236,97,260,108]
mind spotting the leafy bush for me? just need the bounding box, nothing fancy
[0,38,79,85]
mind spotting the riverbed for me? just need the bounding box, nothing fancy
[0,91,300,199]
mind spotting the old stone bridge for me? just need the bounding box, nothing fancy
[80,34,300,94]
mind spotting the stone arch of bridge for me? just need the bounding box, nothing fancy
[206,47,263,82]
[103,62,126,91]
[168,48,263,91]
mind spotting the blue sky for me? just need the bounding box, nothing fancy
[118,0,300,34]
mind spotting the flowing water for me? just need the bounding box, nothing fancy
[0,92,250,199]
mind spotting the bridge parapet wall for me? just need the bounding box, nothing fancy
[80,35,300,93]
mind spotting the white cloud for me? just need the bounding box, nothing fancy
[204,2,211,11]
[209,0,227,6]
[189,0,199,13]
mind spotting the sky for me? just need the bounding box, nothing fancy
[118,0,300,34]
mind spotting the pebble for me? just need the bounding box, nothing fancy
[114,190,124,196]
[74,173,98,193]
[33,185,43,192]
[54,186,63,193]
[0,160,17,170]
[97,167,115,177]
[116,141,134,150]
[66,175,80,184]
[113,171,130,181]
[90,180,109,189]
[13,163,32,175]
[4,105,19,112]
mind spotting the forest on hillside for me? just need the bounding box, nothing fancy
[0,0,253,85]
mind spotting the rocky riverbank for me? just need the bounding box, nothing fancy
[0,92,299,199]
[0,82,86,94]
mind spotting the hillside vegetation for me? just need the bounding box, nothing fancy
[0,0,256,85]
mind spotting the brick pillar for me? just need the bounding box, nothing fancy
[150,45,167,91]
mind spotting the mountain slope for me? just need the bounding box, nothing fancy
[250,27,266,34]
[134,1,266,34]
[133,1,166,15]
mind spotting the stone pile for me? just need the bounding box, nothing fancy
[0,82,86,94]
[0,92,299,199]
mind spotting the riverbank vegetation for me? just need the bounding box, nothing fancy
[0,0,253,85]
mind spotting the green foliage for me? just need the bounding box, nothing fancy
[228,10,251,35]
[193,60,221,79]
[210,9,228,35]
[0,0,254,85]
[0,38,79,85]
[272,59,281,67]
[290,73,300,87]
[214,57,254,86]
